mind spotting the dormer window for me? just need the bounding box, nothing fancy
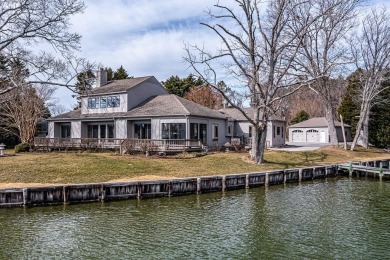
[87,97,99,109]
[108,96,120,107]
[100,97,107,108]
[87,96,120,109]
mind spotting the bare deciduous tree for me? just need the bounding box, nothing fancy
[0,85,47,144]
[0,0,96,98]
[350,7,390,150]
[184,85,223,109]
[292,0,361,146]
[185,0,327,163]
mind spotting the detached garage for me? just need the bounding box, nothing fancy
[288,117,352,143]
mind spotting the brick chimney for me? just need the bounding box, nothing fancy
[96,68,107,88]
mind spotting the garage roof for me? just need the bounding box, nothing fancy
[289,117,351,128]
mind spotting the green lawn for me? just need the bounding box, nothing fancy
[0,147,389,188]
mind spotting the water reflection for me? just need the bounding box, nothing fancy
[1,177,389,259]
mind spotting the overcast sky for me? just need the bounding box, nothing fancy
[55,0,390,110]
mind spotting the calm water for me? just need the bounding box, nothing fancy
[1,177,390,259]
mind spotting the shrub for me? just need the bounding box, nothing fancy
[14,143,30,153]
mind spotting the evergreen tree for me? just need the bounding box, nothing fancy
[72,69,95,108]
[113,65,129,80]
[291,110,309,124]
[337,70,362,137]
[368,78,390,148]
[162,74,204,97]
[105,67,113,81]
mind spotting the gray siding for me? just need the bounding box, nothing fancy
[127,77,168,110]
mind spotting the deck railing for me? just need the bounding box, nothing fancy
[34,137,203,152]
[34,137,123,149]
[120,139,203,153]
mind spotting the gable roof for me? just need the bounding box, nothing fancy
[49,95,228,120]
[220,108,285,121]
[289,117,351,128]
[82,76,154,96]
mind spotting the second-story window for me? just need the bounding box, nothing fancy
[100,97,107,108]
[87,97,99,109]
[108,96,120,107]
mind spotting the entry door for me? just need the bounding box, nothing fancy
[199,124,207,145]
[320,131,326,143]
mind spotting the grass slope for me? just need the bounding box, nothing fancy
[0,147,389,188]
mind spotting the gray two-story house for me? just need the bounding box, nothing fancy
[44,69,286,150]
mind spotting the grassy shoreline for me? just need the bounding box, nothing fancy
[0,147,389,188]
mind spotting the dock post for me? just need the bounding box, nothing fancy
[137,183,142,199]
[265,173,269,186]
[22,188,28,206]
[222,176,226,191]
[245,174,249,189]
[298,169,302,182]
[349,161,353,177]
[63,186,68,204]
[380,161,383,181]
[197,178,201,193]
[100,184,105,202]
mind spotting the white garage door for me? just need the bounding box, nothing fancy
[292,130,305,142]
[306,129,320,142]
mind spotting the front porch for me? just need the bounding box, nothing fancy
[34,137,204,153]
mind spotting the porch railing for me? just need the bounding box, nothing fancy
[120,139,203,153]
[34,137,124,150]
[34,137,204,152]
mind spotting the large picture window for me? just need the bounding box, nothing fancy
[162,123,186,139]
[135,123,151,139]
[61,125,71,138]
[87,124,115,139]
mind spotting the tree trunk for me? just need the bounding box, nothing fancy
[325,101,338,146]
[250,124,268,164]
[340,114,347,150]
[351,103,370,150]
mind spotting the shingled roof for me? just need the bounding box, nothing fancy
[220,108,285,121]
[127,95,227,119]
[289,117,351,128]
[49,95,228,120]
[82,76,153,96]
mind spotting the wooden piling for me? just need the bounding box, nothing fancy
[22,188,28,206]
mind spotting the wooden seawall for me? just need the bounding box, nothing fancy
[1,159,389,208]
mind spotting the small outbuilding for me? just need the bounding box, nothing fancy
[288,117,352,143]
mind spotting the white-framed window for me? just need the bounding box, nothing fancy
[107,96,120,107]
[100,97,107,108]
[87,97,99,109]
[212,124,219,140]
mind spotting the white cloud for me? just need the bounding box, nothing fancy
[55,0,389,110]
